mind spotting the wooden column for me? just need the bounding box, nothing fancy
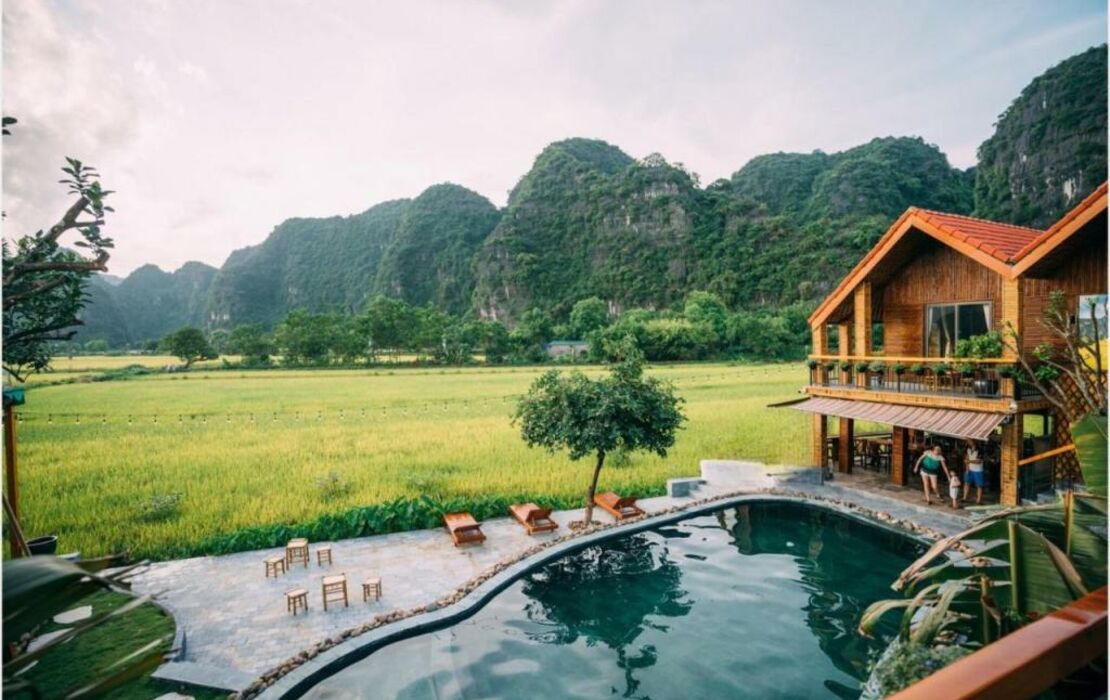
[1000,278,1023,359]
[811,324,828,384]
[891,425,909,486]
[1000,413,1024,506]
[812,414,828,469]
[837,322,851,384]
[854,282,872,387]
[854,282,872,355]
[811,324,828,355]
[4,404,20,558]
[838,417,854,473]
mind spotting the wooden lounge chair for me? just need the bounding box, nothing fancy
[444,512,486,546]
[509,503,559,535]
[594,492,645,520]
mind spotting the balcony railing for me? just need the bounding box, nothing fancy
[807,355,1042,401]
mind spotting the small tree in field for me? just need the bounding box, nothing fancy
[160,327,215,368]
[514,341,685,525]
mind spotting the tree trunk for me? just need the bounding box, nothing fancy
[584,450,605,525]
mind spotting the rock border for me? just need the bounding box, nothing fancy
[245,488,960,699]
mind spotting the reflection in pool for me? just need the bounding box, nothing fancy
[303,502,925,699]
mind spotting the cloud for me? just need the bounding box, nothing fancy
[177,61,210,84]
[2,0,1104,276]
[2,0,140,238]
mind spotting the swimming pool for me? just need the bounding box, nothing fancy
[301,501,925,699]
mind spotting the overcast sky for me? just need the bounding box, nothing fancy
[3,0,1106,276]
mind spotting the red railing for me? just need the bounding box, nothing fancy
[890,586,1107,700]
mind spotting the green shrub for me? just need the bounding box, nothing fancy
[192,493,612,558]
[861,639,970,700]
[954,331,1004,359]
[138,493,183,523]
[315,471,352,499]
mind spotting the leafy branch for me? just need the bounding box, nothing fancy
[2,156,115,380]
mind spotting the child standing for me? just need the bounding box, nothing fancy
[948,473,961,508]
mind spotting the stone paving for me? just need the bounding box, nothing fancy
[135,461,972,692]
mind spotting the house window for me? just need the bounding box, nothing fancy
[925,302,991,357]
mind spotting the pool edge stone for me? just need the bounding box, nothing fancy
[249,489,949,700]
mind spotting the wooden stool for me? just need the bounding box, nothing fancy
[322,574,348,611]
[362,577,382,602]
[316,545,332,566]
[286,587,308,616]
[286,538,309,568]
[264,555,286,578]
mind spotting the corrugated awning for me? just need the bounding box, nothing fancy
[788,397,1007,441]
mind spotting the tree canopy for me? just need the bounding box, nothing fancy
[514,342,685,523]
[160,327,215,367]
[2,157,114,380]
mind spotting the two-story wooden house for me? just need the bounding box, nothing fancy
[791,182,1107,506]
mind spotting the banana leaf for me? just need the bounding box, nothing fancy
[909,580,975,645]
[3,594,154,673]
[859,598,917,638]
[1008,520,1087,616]
[1073,413,1107,498]
[65,636,170,699]
[893,519,1006,591]
[3,558,110,642]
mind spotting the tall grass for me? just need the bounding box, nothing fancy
[12,363,809,560]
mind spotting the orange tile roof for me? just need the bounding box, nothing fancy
[808,182,1109,327]
[1011,181,1109,261]
[912,209,1044,263]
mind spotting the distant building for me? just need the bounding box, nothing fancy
[544,340,589,360]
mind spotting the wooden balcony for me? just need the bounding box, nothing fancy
[806,355,1049,412]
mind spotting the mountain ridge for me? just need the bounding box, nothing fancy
[76,46,1107,345]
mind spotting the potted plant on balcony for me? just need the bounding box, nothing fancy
[931,362,950,390]
[867,360,885,389]
[806,358,819,384]
[955,331,1004,397]
[997,363,1020,399]
[824,360,839,385]
[892,362,907,391]
[854,361,869,386]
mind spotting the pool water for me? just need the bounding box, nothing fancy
[303,502,925,700]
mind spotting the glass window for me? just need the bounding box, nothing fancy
[925,302,991,357]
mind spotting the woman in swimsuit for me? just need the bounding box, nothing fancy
[913,445,950,506]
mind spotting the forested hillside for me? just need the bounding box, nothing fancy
[974,45,1107,227]
[77,262,216,346]
[375,184,501,316]
[203,199,411,329]
[472,139,701,322]
[74,45,1106,347]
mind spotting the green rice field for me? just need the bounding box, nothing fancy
[11,363,810,560]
